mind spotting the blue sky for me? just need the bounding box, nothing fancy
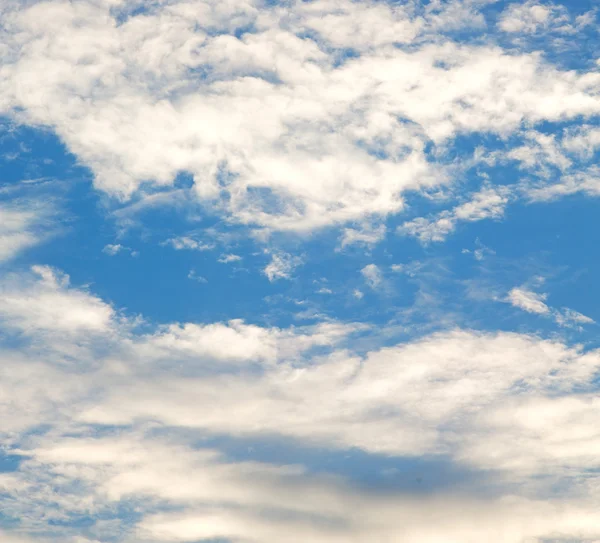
[1,1,600,542]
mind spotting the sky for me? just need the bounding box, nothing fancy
[0,0,600,541]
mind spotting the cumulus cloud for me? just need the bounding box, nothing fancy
[498,1,595,35]
[0,272,599,541]
[498,2,562,34]
[1,0,599,233]
[0,265,115,335]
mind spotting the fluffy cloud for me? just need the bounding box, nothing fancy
[498,1,595,35]
[78,328,600,463]
[498,1,562,34]
[1,0,599,233]
[0,266,114,335]
[0,271,600,541]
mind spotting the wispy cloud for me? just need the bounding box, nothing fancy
[218,253,242,264]
[507,287,551,315]
[0,199,56,264]
[187,270,208,283]
[399,187,511,244]
[263,251,302,282]
[507,286,594,328]
[165,237,215,251]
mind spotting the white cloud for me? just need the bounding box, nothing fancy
[102,243,128,256]
[263,251,301,281]
[218,253,242,263]
[0,265,115,335]
[339,223,386,249]
[295,1,421,51]
[360,263,383,289]
[0,200,54,264]
[2,1,600,540]
[399,187,510,243]
[563,125,600,159]
[165,237,215,251]
[0,531,36,543]
[507,286,594,328]
[80,328,600,464]
[187,270,208,283]
[555,307,595,328]
[502,125,600,202]
[1,1,599,232]
[11,431,600,543]
[498,1,598,37]
[527,167,600,201]
[498,2,555,33]
[0,273,600,541]
[507,287,551,315]
[462,238,495,261]
[496,1,591,35]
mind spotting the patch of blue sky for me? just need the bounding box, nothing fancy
[196,432,499,496]
[0,452,21,473]
[2,119,597,349]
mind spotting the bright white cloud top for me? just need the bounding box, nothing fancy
[0,1,599,542]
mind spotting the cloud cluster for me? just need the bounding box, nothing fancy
[498,1,596,35]
[0,267,600,541]
[1,0,599,234]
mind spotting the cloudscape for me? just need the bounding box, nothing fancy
[1,0,600,541]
